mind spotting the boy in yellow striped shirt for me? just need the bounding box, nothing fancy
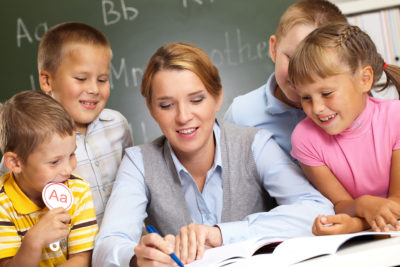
[0,90,98,267]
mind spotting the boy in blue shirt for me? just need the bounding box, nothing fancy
[224,0,347,160]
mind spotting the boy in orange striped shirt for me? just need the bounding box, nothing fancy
[0,91,97,267]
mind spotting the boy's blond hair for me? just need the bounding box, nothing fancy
[37,22,112,74]
[275,0,347,43]
[0,90,75,163]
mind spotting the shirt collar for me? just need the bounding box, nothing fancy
[168,120,222,179]
[77,109,113,135]
[4,173,42,214]
[265,73,298,114]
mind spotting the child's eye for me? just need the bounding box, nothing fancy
[49,160,59,165]
[301,96,312,101]
[75,77,86,82]
[322,92,332,97]
[98,77,109,83]
[191,95,205,104]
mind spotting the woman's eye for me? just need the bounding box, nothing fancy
[192,96,205,104]
[159,103,172,109]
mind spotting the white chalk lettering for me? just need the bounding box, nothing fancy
[182,0,214,8]
[16,19,48,48]
[210,28,268,67]
[30,74,36,90]
[110,57,129,89]
[120,0,139,20]
[102,0,121,26]
[102,0,138,26]
[34,22,48,41]
[210,49,224,66]
[110,57,143,89]
[16,18,32,47]
[131,68,143,87]
[140,121,148,143]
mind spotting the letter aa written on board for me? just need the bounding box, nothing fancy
[16,18,48,48]
[102,0,139,26]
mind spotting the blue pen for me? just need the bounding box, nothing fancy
[146,225,185,267]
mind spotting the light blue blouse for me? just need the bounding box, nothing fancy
[92,122,333,267]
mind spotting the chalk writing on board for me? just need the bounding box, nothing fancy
[110,57,143,89]
[102,0,139,26]
[108,29,267,90]
[182,0,215,8]
[140,121,148,143]
[30,74,37,90]
[16,18,48,47]
[210,28,268,66]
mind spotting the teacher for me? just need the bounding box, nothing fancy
[92,42,333,267]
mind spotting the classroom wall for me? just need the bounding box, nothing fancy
[1,0,295,145]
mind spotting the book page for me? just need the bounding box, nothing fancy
[186,236,283,267]
[272,232,399,266]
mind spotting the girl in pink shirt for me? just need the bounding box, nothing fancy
[288,24,400,235]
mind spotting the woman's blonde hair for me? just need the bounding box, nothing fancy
[289,23,400,95]
[141,42,222,104]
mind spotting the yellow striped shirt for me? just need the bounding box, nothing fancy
[0,172,98,266]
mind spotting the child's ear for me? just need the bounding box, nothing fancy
[269,35,278,63]
[360,65,374,93]
[39,70,53,95]
[3,152,22,174]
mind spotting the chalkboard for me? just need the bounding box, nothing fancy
[1,0,295,145]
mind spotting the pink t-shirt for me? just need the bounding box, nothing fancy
[291,96,400,199]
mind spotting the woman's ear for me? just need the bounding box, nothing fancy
[269,35,278,63]
[4,152,22,174]
[360,65,374,93]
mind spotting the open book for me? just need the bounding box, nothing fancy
[186,231,400,267]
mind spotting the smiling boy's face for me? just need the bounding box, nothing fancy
[13,133,77,204]
[41,43,111,135]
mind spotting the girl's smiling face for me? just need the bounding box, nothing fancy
[297,67,372,135]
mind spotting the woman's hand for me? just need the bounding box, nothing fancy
[312,214,366,235]
[134,233,175,267]
[175,223,222,264]
[355,195,400,232]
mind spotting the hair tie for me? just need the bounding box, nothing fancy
[383,62,387,70]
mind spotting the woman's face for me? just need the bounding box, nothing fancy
[148,69,222,160]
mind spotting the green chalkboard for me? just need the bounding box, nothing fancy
[1,0,295,145]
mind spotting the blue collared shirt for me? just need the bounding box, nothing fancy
[93,122,333,267]
[224,73,306,162]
